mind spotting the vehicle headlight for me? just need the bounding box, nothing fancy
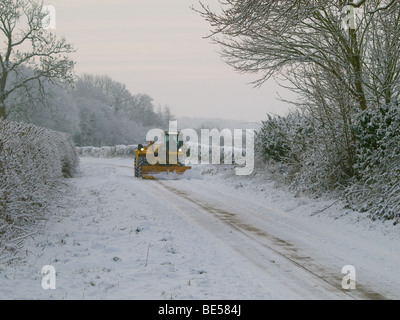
[141,148,145,152]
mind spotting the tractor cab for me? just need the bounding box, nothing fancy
[164,131,184,152]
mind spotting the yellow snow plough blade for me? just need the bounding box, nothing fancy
[140,165,192,180]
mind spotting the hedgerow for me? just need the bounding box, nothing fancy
[0,120,78,261]
[255,104,400,221]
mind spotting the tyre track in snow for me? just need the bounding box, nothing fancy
[146,180,387,300]
[102,160,388,299]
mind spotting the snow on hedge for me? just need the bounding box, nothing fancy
[76,145,138,158]
[345,104,400,220]
[0,120,79,261]
[255,105,400,221]
[77,143,247,167]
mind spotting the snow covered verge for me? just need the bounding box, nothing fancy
[193,161,400,229]
[0,120,79,263]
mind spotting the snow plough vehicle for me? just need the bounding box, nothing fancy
[134,131,191,179]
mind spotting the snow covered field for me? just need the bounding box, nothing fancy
[0,157,399,300]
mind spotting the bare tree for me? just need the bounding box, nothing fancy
[0,0,75,119]
[197,0,400,180]
[75,74,134,114]
[364,3,400,106]
[196,0,400,112]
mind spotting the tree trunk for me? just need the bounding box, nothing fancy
[0,100,6,119]
[349,28,367,111]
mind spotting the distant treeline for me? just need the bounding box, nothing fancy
[9,74,174,147]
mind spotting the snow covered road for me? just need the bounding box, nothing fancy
[1,157,399,299]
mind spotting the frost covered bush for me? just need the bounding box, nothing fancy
[256,114,296,163]
[183,141,246,166]
[76,145,138,158]
[0,120,78,260]
[346,103,400,220]
[256,104,400,220]
[255,112,351,196]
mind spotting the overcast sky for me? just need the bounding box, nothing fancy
[50,0,294,123]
